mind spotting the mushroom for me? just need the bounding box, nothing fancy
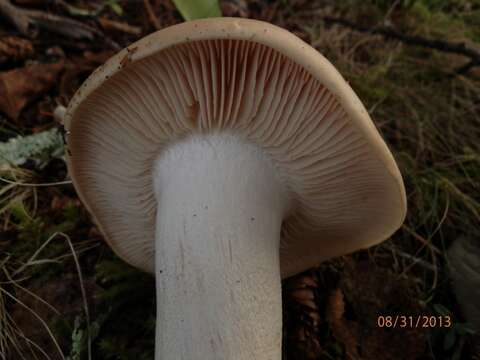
[63,18,406,359]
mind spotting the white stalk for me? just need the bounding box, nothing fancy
[153,133,290,360]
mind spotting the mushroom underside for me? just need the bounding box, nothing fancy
[68,38,403,276]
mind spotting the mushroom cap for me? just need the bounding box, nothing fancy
[65,18,406,278]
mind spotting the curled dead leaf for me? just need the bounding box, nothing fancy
[0,61,64,120]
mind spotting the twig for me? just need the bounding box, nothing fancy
[0,0,120,49]
[54,0,103,18]
[322,16,480,74]
[143,0,161,30]
[24,10,98,41]
[98,17,142,36]
[0,0,36,37]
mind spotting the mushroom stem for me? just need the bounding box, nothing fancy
[153,133,289,360]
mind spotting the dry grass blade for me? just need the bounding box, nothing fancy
[3,269,60,315]
[12,231,65,277]
[0,287,63,359]
[7,311,45,360]
[1,231,93,359]
[11,328,50,360]
[402,225,442,255]
[0,284,8,359]
[0,177,72,187]
[59,232,92,360]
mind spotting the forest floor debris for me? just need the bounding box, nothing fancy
[0,0,479,359]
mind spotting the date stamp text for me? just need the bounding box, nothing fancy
[377,315,452,328]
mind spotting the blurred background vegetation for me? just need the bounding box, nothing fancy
[0,0,479,359]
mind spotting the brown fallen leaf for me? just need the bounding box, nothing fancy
[0,61,64,120]
[0,36,34,64]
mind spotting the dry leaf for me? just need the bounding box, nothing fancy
[0,36,34,64]
[0,61,64,120]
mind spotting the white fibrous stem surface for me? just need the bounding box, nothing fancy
[153,133,290,360]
